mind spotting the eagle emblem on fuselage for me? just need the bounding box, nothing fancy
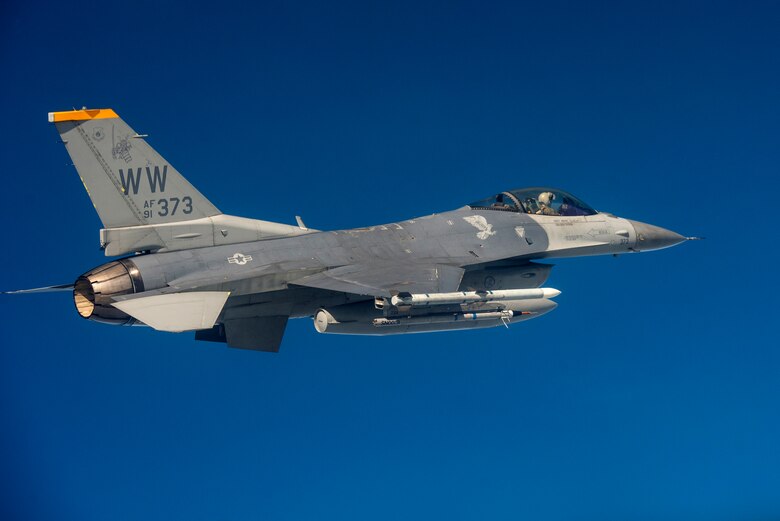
[463,215,496,240]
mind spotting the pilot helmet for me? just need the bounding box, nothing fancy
[538,191,556,206]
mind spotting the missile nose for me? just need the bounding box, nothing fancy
[627,219,687,251]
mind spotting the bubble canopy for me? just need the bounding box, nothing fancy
[468,188,598,216]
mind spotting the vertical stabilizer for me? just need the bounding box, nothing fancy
[50,108,220,229]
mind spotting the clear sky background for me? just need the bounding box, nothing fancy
[1,1,778,520]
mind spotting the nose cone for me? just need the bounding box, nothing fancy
[628,220,687,251]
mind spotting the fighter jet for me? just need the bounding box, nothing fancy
[4,108,698,352]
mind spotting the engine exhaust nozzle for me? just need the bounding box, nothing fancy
[73,258,144,325]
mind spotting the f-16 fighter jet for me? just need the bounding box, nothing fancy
[5,109,698,352]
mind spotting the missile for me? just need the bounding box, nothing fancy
[389,287,561,307]
[373,310,520,327]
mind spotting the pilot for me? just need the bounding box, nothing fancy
[536,191,558,215]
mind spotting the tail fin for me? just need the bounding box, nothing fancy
[50,108,220,228]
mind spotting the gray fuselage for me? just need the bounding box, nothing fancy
[125,206,640,320]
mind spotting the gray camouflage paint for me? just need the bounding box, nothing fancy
[39,109,690,351]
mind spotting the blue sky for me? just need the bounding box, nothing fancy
[1,1,779,519]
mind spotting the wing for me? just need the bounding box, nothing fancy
[111,263,464,352]
[290,263,465,297]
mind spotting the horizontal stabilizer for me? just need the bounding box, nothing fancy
[112,291,230,332]
[3,283,74,294]
[291,264,465,297]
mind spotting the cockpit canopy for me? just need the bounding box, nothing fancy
[468,188,598,216]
